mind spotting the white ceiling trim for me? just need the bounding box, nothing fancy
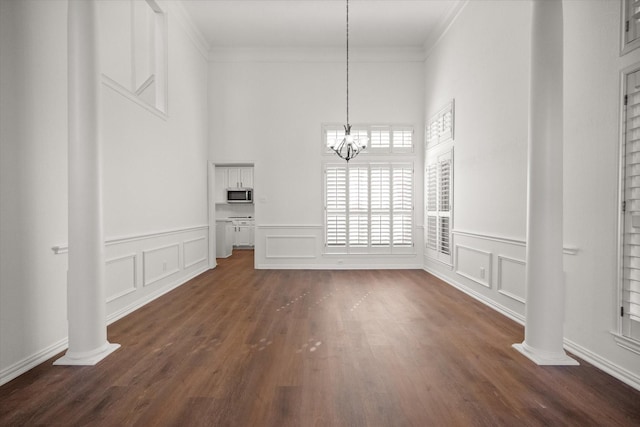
[180,0,464,51]
[165,0,211,59]
[423,0,468,59]
[209,46,426,63]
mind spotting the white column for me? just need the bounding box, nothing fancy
[513,0,577,366]
[55,0,120,366]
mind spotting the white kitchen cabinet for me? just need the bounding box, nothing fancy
[240,167,253,188]
[232,219,255,247]
[214,167,228,203]
[215,220,234,258]
[235,226,254,247]
[227,167,253,188]
[215,166,253,203]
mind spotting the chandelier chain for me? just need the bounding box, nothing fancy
[346,0,349,126]
[330,0,366,162]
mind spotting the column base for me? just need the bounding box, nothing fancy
[54,342,120,366]
[513,342,579,366]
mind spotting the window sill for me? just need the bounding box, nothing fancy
[323,251,417,257]
[611,332,640,356]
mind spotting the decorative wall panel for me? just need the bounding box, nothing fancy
[497,255,526,303]
[184,236,207,268]
[105,254,137,302]
[266,235,316,259]
[455,244,492,288]
[143,243,181,287]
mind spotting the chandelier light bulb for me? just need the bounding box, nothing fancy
[331,124,368,162]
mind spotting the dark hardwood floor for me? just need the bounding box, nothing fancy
[1,249,639,426]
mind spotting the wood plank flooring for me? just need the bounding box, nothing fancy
[1,249,639,426]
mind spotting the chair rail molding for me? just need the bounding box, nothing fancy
[452,229,579,255]
[52,225,209,254]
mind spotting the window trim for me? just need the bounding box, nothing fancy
[425,100,454,149]
[425,143,454,266]
[621,0,640,56]
[617,62,640,348]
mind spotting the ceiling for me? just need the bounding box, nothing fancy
[180,0,463,49]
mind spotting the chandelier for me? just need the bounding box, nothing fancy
[330,0,368,162]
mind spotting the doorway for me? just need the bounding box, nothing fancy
[208,162,256,268]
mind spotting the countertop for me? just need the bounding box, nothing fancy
[216,216,254,222]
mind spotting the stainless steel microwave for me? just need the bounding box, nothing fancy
[227,188,253,203]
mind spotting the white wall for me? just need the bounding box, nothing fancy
[0,0,210,385]
[563,0,640,388]
[424,0,531,317]
[0,0,70,383]
[209,50,425,268]
[424,0,640,389]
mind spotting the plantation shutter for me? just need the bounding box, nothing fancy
[626,0,640,47]
[622,69,640,341]
[325,126,346,151]
[349,167,369,247]
[438,158,452,256]
[371,165,391,247]
[426,164,438,250]
[325,166,347,247]
[324,162,414,253]
[392,128,413,152]
[392,165,413,247]
[370,126,391,150]
[426,101,454,148]
[323,124,413,155]
[425,149,453,265]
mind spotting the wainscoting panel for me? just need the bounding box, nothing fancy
[105,254,137,302]
[53,225,210,323]
[104,226,209,322]
[14,228,212,390]
[455,244,492,288]
[184,236,207,269]
[497,255,526,303]
[143,243,181,287]
[425,230,528,319]
[255,224,423,269]
[266,235,316,259]
[255,225,322,268]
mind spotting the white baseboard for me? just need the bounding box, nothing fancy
[563,339,640,391]
[107,265,209,324]
[424,265,525,325]
[256,263,424,270]
[0,338,68,387]
[425,266,640,392]
[0,265,210,387]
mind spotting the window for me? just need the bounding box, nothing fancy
[425,100,454,265]
[426,100,454,148]
[98,0,167,115]
[324,163,414,254]
[323,124,414,154]
[620,65,640,344]
[623,0,640,55]
[425,148,453,265]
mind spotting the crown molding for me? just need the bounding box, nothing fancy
[209,46,426,63]
[423,0,468,59]
[163,0,210,60]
